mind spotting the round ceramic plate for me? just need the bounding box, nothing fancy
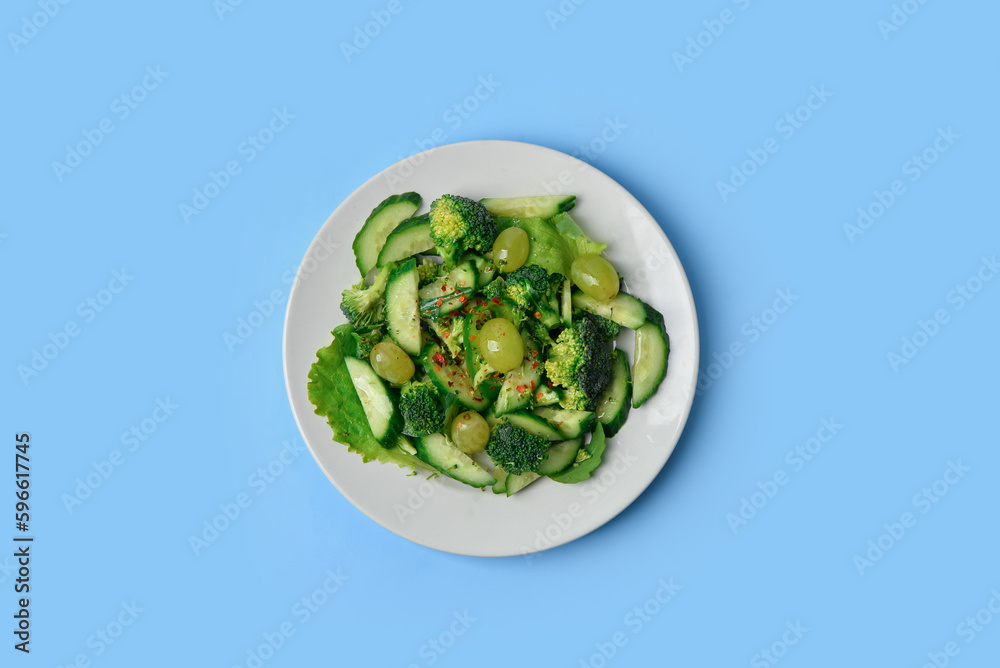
[283,140,698,557]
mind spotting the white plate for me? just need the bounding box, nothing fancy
[283,140,698,557]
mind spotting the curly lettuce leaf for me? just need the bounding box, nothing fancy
[549,423,606,484]
[308,324,430,471]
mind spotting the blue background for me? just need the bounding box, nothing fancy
[4,0,998,666]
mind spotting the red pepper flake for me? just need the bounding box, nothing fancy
[534,311,542,319]
[435,299,444,307]
[491,297,501,305]
[442,330,450,338]
[536,392,544,401]
[516,385,526,393]
[434,366,442,372]
[441,284,448,292]
[530,380,536,390]
[447,381,454,387]
[470,335,476,341]
[531,350,539,358]
[531,361,538,369]
[432,353,446,366]
[458,295,467,303]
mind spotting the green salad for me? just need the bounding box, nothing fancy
[307,192,669,496]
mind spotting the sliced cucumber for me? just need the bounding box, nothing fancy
[480,195,576,219]
[384,258,421,355]
[494,334,541,416]
[506,470,541,496]
[572,291,646,330]
[343,356,400,447]
[376,214,433,267]
[421,343,492,411]
[536,439,583,476]
[352,192,421,276]
[534,384,562,407]
[492,465,508,494]
[632,320,669,409]
[419,261,478,319]
[597,349,632,437]
[499,412,562,440]
[414,433,495,488]
[532,408,595,439]
[461,252,498,289]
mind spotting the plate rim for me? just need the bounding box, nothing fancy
[282,139,700,557]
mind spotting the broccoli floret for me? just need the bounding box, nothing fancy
[417,258,441,287]
[544,316,613,410]
[351,328,384,358]
[481,277,526,327]
[429,195,498,266]
[340,264,392,330]
[522,316,556,349]
[399,379,446,437]
[586,312,621,340]
[504,264,564,329]
[486,419,550,475]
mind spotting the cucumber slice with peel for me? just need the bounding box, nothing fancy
[597,349,632,437]
[421,343,493,411]
[344,356,400,447]
[419,261,478,319]
[352,192,421,276]
[531,408,595,439]
[498,412,562,440]
[632,319,668,409]
[536,438,583,476]
[480,195,576,219]
[505,470,541,496]
[571,291,646,329]
[384,258,421,355]
[414,433,496,488]
[377,214,433,267]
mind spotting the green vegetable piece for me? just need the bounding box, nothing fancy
[549,423,607,484]
[307,325,430,470]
